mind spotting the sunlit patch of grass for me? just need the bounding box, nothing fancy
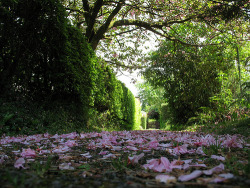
[183,118,250,136]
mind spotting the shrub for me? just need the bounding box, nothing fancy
[160,103,170,129]
[90,66,138,130]
[141,113,147,129]
[147,109,160,120]
[133,98,142,130]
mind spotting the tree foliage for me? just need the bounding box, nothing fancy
[62,0,249,70]
[143,17,249,124]
[143,23,236,123]
[136,81,166,112]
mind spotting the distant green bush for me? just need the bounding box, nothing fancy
[141,114,147,129]
[160,103,170,129]
[133,98,142,130]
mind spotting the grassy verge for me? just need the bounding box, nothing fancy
[162,118,250,137]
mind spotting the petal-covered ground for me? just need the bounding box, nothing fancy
[0,130,249,187]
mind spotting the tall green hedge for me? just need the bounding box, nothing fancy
[0,0,99,131]
[160,103,170,129]
[0,0,140,134]
[91,65,138,130]
[141,114,147,129]
[134,98,142,130]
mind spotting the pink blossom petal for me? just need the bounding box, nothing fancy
[59,163,74,170]
[222,135,243,148]
[155,174,176,183]
[143,157,179,172]
[196,147,205,155]
[143,159,159,171]
[102,154,116,159]
[61,132,78,139]
[211,155,225,161]
[219,173,234,179]
[154,164,167,172]
[184,163,207,170]
[52,146,70,153]
[170,160,183,170]
[65,140,78,147]
[21,148,36,158]
[39,150,51,154]
[111,146,122,151]
[183,159,193,164]
[147,141,159,149]
[161,157,171,169]
[178,170,203,182]
[210,177,225,183]
[173,145,188,155]
[128,153,144,165]
[183,163,190,170]
[99,151,109,155]
[125,146,138,151]
[80,152,92,158]
[14,158,26,169]
[203,163,224,175]
[51,134,59,139]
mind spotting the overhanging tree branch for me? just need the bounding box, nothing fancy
[91,0,125,49]
[111,18,219,47]
[85,0,104,41]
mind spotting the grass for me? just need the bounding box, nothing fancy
[161,117,250,137]
[197,118,250,137]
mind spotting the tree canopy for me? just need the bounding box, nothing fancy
[62,0,249,70]
[141,18,249,124]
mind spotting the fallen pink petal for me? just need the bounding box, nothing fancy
[203,163,224,175]
[219,173,234,179]
[173,144,188,155]
[211,155,225,161]
[178,170,203,182]
[59,163,74,170]
[0,126,248,187]
[20,148,36,158]
[155,174,177,183]
[128,153,144,165]
[210,177,225,183]
[14,158,26,169]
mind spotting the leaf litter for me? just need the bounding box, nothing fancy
[0,130,249,187]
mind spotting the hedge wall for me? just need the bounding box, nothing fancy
[160,103,170,129]
[91,65,139,130]
[0,0,140,134]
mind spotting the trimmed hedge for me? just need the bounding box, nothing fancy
[0,0,140,134]
[141,113,147,129]
[92,66,138,130]
[134,98,142,130]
